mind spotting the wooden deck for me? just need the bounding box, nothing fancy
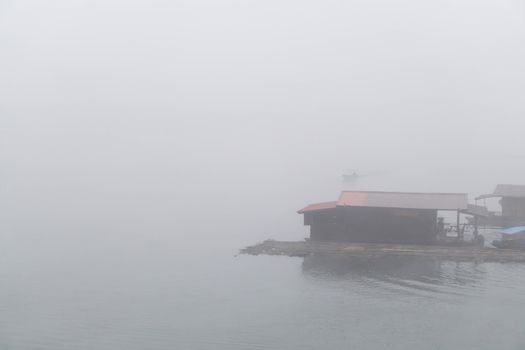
[241,240,525,263]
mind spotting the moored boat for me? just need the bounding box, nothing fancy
[492,239,525,250]
[492,226,525,250]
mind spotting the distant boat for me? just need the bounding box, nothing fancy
[342,169,359,182]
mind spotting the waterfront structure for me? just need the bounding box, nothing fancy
[476,184,525,223]
[298,191,477,244]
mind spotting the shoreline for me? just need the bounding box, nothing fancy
[241,240,525,263]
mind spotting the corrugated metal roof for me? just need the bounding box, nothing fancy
[337,191,468,210]
[493,184,525,198]
[297,201,337,213]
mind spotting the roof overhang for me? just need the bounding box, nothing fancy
[297,201,338,214]
[461,204,490,217]
[475,194,498,200]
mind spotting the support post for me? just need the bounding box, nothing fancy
[474,216,479,239]
[457,210,463,241]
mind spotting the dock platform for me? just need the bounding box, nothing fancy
[241,240,525,263]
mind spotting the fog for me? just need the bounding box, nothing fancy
[4,1,525,349]
[2,1,525,245]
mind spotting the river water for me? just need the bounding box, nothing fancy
[1,230,525,350]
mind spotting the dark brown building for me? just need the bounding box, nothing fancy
[298,191,469,244]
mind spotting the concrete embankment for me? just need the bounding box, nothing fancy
[241,240,525,263]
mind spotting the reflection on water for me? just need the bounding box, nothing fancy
[302,255,489,297]
[302,255,488,286]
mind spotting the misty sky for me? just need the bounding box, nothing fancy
[1,0,525,242]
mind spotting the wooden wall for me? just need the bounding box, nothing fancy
[305,207,438,244]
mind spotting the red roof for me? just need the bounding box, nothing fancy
[297,201,337,213]
[298,191,469,214]
[337,191,468,210]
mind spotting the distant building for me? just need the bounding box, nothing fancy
[298,191,469,244]
[477,184,525,221]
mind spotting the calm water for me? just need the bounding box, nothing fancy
[2,232,525,350]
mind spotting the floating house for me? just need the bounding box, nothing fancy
[298,191,483,244]
[477,184,525,220]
